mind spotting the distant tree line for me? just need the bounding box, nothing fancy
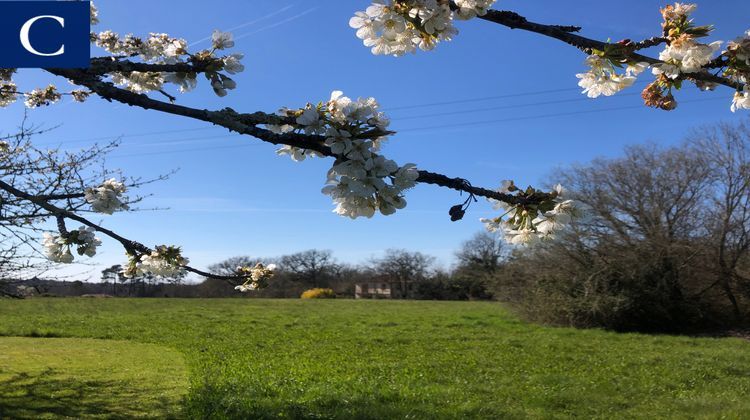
[7,236,506,301]
[199,243,503,300]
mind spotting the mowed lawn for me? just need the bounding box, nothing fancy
[0,299,748,419]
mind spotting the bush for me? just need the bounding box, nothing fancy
[300,288,336,299]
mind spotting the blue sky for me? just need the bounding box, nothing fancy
[3,0,749,281]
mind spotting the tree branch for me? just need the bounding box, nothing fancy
[88,56,214,75]
[467,6,742,90]
[46,68,551,205]
[0,179,253,281]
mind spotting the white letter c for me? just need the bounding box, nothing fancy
[20,15,65,57]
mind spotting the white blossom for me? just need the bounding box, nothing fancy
[658,39,722,74]
[506,229,540,246]
[138,255,186,277]
[90,1,99,25]
[576,55,636,98]
[727,30,750,66]
[661,3,697,22]
[24,85,61,108]
[626,62,650,76]
[453,0,497,20]
[275,145,322,162]
[71,90,90,103]
[235,284,256,292]
[731,86,750,112]
[127,246,188,278]
[212,30,235,50]
[0,82,17,107]
[350,1,461,56]
[297,107,326,135]
[482,183,580,246]
[272,90,413,217]
[85,178,129,214]
[222,53,245,74]
[73,227,102,257]
[651,63,681,79]
[42,227,101,263]
[43,233,74,263]
[234,263,276,292]
[111,72,164,94]
[140,34,188,63]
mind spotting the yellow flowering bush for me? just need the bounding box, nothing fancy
[300,288,336,299]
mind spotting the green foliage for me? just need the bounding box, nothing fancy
[300,288,336,299]
[0,299,749,418]
[0,337,187,418]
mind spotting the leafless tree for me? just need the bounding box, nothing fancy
[370,249,435,299]
[280,250,338,289]
[688,122,750,320]
[0,119,263,294]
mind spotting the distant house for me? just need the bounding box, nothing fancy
[354,282,392,299]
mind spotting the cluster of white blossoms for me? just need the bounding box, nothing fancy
[570,3,750,113]
[480,182,580,246]
[349,0,495,56]
[268,91,420,218]
[725,30,750,112]
[234,263,277,292]
[90,0,243,98]
[43,227,101,264]
[124,245,188,278]
[642,3,726,110]
[24,85,61,108]
[576,55,648,98]
[453,0,497,19]
[731,88,750,112]
[0,69,16,108]
[84,179,129,215]
[90,1,99,26]
[651,3,720,79]
[653,39,722,78]
[94,30,243,97]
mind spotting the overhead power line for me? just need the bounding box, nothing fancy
[396,97,725,133]
[49,84,645,146]
[101,96,726,160]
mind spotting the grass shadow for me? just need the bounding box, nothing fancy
[0,368,182,419]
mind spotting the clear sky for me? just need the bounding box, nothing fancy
[3,0,749,281]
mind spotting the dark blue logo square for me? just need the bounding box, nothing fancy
[0,1,90,68]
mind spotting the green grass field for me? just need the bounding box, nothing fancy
[0,299,748,419]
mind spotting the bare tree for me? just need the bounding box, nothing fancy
[0,120,265,292]
[455,231,507,274]
[452,232,507,300]
[280,250,338,289]
[370,249,435,299]
[689,122,750,320]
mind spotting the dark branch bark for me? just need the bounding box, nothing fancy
[88,57,214,75]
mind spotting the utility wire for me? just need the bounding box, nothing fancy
[390,92,642,121]
[48,85,646,146]
[101,96,726,160]
[396,96,726,133]
[382,80,649,112]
